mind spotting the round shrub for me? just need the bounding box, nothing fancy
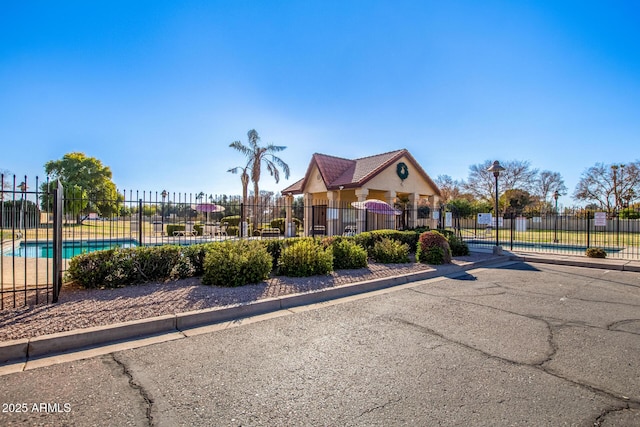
[330,239,368,269]
[416,231,452,264]
[369,238,410,263]
[202,240,272,287]
[278,239,333,277]
[586,247,607,258]
[447,234,470,256]
[67,248,134,288]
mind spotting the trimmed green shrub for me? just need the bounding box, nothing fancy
[130,245,183,282]
[447,234,470,256]
[353,229,420,253]
[202,240,272,287]
[278,239,333,277]
[408,226,430,234]
[369,238,410,263]
[270,217,303,234]
[67,249,133,288]
[419,246,446,265]
[181,243,209,276]
[330,239,368,269]
[66,245,184,288]
[586,247,607,258]
[166,224,184,236]
[416,231,452,264]
[221,215,241,227]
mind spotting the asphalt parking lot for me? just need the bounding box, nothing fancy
[1,260,639,426]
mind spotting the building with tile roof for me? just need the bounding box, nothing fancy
[281,149,442,236]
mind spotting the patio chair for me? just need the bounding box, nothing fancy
[185,222,196,236]
[203,224,216,236]
[216,222,229,237]
[343,225,356,237]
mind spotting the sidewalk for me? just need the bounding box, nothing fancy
[1,250,639,370]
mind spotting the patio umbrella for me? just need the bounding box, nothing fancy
[195,203,225,223]
[351,199,401,216]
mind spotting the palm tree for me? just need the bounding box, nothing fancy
[229,129,290,229]
[230,130,290,199]
[227,162,251,206]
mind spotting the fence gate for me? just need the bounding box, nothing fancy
[1,175,58,310]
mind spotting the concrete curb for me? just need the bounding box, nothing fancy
[510,252,640,272]
[0,252,636,365]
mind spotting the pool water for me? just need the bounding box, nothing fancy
[6,240,138,259]
[466,239,622,254]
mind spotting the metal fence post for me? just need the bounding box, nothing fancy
[52,180,64,303]
[138,199,143,244]
[586,213,591,249]
[240,203,244,238]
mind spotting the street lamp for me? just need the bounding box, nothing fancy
[161,190,167,236]
[625,189,635,209]
[553,190,559,243]
[487,160,505,254]
[18,181,28,235]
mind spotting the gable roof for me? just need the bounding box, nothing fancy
[282,149,441,197]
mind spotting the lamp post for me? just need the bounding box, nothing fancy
[161,190,167,236]
[553,190,559,243]
[625,189,635,209]
[487,161,505,254]
[18,181,28,235]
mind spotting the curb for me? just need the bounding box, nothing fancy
[1,252,636,365]
[510,253,640,272]
[0,256,510,365]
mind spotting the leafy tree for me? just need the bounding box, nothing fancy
[41,152,122,222]
[463,160,538,207]
[447,198,473,218]
[574,161,640,213]
[229,129,290,228]
[500,189,534,215]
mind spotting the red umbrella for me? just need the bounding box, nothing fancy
[351,199,401,216]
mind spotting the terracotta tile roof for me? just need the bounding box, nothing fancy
[282,148,441,197]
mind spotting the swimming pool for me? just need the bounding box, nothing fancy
[5,239,139,259]
[465,239,623,254]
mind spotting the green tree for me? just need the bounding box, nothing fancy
[229,129,290,228]
[500,189,534,215]
[41,152,122,222]
[447,198,473,218]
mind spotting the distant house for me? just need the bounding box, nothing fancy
[281,149,442,236]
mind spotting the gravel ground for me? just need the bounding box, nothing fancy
[0,253,496,342]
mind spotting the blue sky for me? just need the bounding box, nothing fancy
[1,1,639,206]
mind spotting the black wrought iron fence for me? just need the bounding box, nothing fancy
[3,175,639,310]
[1,175,55,309]
[459,210,640,259]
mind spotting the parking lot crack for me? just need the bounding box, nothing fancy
[393,317,639,407]
[111,353,155,426]
[358,396,403,417]
[593,404,632,426]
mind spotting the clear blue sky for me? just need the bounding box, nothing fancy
[1,1,639,206]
